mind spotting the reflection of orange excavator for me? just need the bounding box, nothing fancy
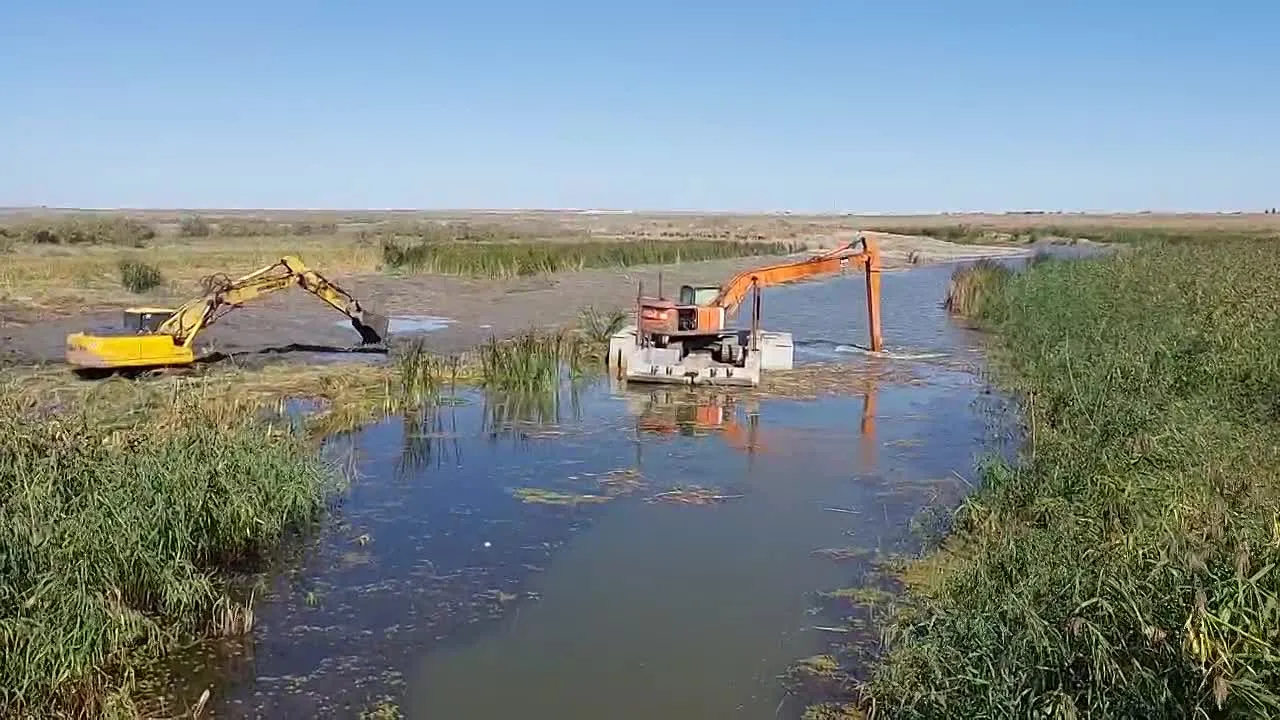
[612,235,883,387]
[630,387,880,471]
[633,390,764,454]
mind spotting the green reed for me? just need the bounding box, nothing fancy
[862,239,1280,718]
[941,258,1012,317]
[380,239,798,277]
[0,391,336,718]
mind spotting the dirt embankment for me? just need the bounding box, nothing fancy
[0,233,1024,367]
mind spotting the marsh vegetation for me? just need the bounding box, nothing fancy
[0,388,335,718]
[9,212,1280,717]
[872,222,1280,247]
[379,238,800,278]
[847,239,1280,718]
[117,259,164,293]
[940,258,1012,316]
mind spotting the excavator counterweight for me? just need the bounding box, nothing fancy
[65,256,389,372]
[609,235,884,387]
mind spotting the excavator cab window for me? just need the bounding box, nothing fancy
[123,308,176,333]
[679,285,720,306]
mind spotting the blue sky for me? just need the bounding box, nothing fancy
[1,1,1276,211]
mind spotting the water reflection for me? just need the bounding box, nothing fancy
[396,405,463,476]
[479,382,586,435]
[627,383,882,473]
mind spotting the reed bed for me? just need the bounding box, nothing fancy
[117,259,163,293]
[860,239,1280,718]
[871,223,1280,246]
[0,387,335,718]
[941,258,1013,317]
[0,217,157,247]
[380,239,798,277]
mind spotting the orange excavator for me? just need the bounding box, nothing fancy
[609,234,883,387]
[633,390,764,452]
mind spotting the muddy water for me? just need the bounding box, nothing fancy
[169,262,1015,718]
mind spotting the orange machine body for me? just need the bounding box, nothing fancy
[636,235,883,352]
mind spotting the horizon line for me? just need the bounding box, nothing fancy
[0,206,1273,216]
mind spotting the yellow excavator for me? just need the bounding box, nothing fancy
[65,256,389,375]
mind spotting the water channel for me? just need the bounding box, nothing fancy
[164,259,1022,718]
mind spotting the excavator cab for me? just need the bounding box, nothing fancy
[638,284,728,337]
[678,285,720,306]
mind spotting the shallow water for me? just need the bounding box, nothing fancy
[164,261,1017,718]
[337,314,456,333]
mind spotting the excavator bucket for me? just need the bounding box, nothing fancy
[352,310,390,345]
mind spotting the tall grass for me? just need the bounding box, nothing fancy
[388,315,613,416]
[576,305,627,344]
[380,239,798,277]
[214,219,288,237]
[394,337,468,407]
[1033,225,1280,245]
[0,390,336,718]
[863,240,1280,718]
[870,223,1280,246]
[117,259,163,293]
[941,258,1012,316]
[867,224,998,243]
[477,330,586,393]
[362,221,518,244]
[0,217,156,247]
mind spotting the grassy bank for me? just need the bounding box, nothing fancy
[0,234,379,312]
[0,387,337,718]
[852,240,1280,718]
[380,238,799,277]
[871,222,1280,246]
[9,306,624,437]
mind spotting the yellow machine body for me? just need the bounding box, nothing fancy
[64,256,388,372]
[65,331,195,369]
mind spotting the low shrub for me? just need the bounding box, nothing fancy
[118,259,163,293]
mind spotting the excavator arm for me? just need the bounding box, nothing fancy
[711,236,880,315]
[157,256,388,348]
[65,256,389,371]
[636,234,883,352]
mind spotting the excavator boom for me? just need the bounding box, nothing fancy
[65,255,389,371]
[636,235,883,351]
[711,238,877,315]
[613,234,885,387]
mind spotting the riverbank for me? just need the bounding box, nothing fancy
[841,240,1280,717]
[0,381,337,719]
